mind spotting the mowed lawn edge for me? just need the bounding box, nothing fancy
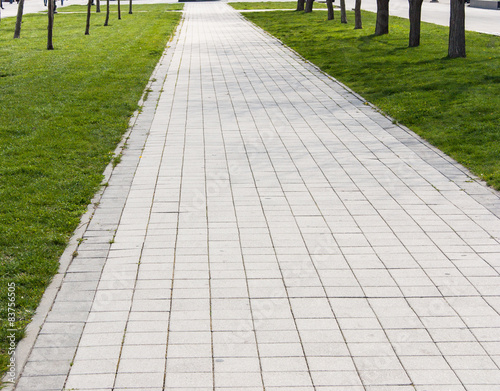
[237,7,500,191]
[0,5,181,375]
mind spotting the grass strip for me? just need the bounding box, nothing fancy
[56,3,184,12]
[240,8,500,189]
[230,1,327,9]
[0,4,181,375]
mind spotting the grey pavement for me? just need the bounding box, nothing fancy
[8,2,500,391]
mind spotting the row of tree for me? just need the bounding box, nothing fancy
[295,0,467,58]
[3,0,133,49]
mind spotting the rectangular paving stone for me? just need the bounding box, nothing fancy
[12,2,500,391]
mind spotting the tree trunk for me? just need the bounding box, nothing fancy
[85,0,91,35]
[128,0,132,14]
[340,0,347,23]
[104,0,109,25]
[47,0,54,50]
[13,0,25,38]
[96,0,100,13]
[296,0,305,11]
[355,0,362,28]
[408,0,423,46]
[448,0,466,58]
[326,0,334,19]
[117,0,121,19]
[375,0,389,35]
[304,0,314,13]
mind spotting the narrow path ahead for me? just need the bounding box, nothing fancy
[11,3,500,391]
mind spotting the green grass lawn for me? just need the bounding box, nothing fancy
[230,1,327,9]
[0,4,181,375]
[239,8,500,190]
[57,3,184,12]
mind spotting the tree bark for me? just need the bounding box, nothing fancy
[355,0,362,28]
[340,0,347,23]
[85,0,91,35]
[13,0,25,38]
[408,0,423,46]
[96,0,100,13]
[104,0,109,25]
[128,0,132,14]
[117,0,121,19]
[375,0,389,35]
[296,0,305,11]
[326,0,334,19]
[304,0,314,13]
[448,0,466,58]
[47,0,54,50]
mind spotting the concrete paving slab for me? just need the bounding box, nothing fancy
[5,2,500,391]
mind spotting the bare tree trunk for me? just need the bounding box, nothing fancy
[104,0,109,25]
[47,0,54,50]
[13,0,25,38]
[128,0,132,14]
[448,0,466,57]
[326,0,334,19]
[117,0,121,19]
[96,0,100,13]
[355,0,362,28]
[296,0,305,11]
[408,0,423,46]
[85,0,91,34]
[305,0,314,13]
[340,0,347,23]
[375,0,389,35]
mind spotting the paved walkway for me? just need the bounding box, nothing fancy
[10,3,500,391]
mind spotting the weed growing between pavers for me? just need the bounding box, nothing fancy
[0,4,181,377]
[241,9,500,190]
